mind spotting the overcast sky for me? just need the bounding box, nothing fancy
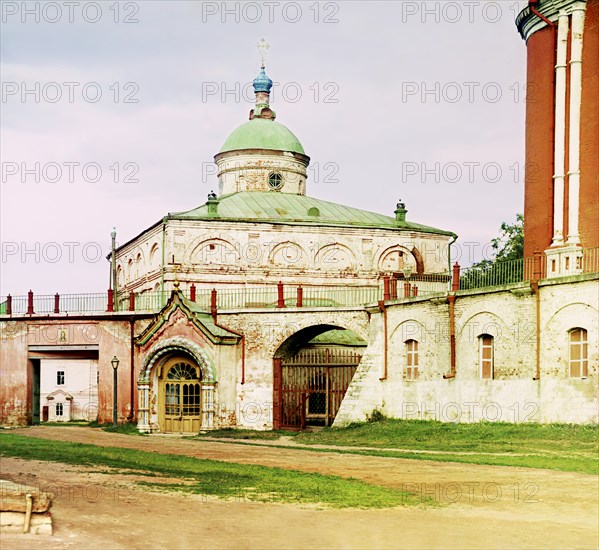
[1,0,529,296]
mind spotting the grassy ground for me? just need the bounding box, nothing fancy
[197,419,599,475]
[0,432,423,508]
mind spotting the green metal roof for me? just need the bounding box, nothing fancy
[220,118,305,155]
[308,329,367,347]
[171,192,454,236]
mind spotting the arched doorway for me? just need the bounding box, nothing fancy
[137,337,217,434]
[158,357,202,433]
[273,325,367,430]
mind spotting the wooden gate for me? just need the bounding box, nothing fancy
[273,349,362,430]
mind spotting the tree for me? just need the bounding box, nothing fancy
[489,213,524,262]
[460,214,524,289]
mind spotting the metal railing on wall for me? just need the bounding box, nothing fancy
[2,247,596,316]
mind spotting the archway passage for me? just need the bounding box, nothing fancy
[273,326,366,430]
[159,357,202,433]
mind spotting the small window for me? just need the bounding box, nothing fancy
[268,172,284,190]
[57,371,65,385]
[55,402,63,417]
[405,340,419,381]
[569,328,588,378]
[480,335,494,379]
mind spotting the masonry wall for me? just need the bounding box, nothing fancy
[1,278,597,428]
[0,317,147,426]
[115,218,452,295]
[335,276,598,425]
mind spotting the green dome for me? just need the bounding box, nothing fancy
[220,118,305,155]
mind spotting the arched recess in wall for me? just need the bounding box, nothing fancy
[390,319,427,346]
[544,302,598,377]
[411,247,425,274]
[314,243,356,271]
[457,310,509,342]
[127,258,134,282]
[149,243,161,272]
[268,241,308,269]
[189,238,240,266]
[457,310,512,379]
[135,252,143,279]
[376,245,416,274]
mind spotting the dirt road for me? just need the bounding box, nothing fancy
[1,426,597,549]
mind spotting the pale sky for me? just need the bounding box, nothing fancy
[1,0,528,296]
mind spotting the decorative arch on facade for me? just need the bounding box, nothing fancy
[457,310,512,380]
[376,245,416,274]
[411,247,425,274]
[543,302,598,378]
[189,238,240,266]
[314,243,357,271]
[458,310,509,341]
[390,319,427,345]
[149,243,161,271]
[137,337,217,433]
[135,252,143,279]
[127,258,134,282]
[268,241,308,269]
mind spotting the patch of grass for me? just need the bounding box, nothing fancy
[281,419,599,475]
[294,419,599,454]
[86,421,146,436]
[99,423,147,436]
[0,433,423,508]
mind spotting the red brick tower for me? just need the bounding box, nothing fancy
[517,0,598,272]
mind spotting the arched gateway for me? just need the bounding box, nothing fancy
[273,325,367,430]
[137,337,216,433]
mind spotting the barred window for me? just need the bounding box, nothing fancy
[479,335,494,380]
[569,328,588,378]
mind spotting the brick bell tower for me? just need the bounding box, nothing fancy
[517,0,598,274]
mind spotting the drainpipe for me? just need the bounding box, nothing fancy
[531,281,541,380]
[161,219,167,295]
[529,0,555,28]
[111,228,117,308]
[378,301,388,381]
[127,318,135,421]
[447,234,457,289]
[443,294,457,379]
[566,4,586,245]
[552,11,569,246]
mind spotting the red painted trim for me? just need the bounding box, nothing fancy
[452,262,461,291]
[276,281,285,308]
[106,289,114,312]
[27,290,34,315]
[443,294,457,379]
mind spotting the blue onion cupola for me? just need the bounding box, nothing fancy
[250,65,276,121]
[253,67,273,94]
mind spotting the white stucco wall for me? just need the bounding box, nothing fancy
[40,359,98,421]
